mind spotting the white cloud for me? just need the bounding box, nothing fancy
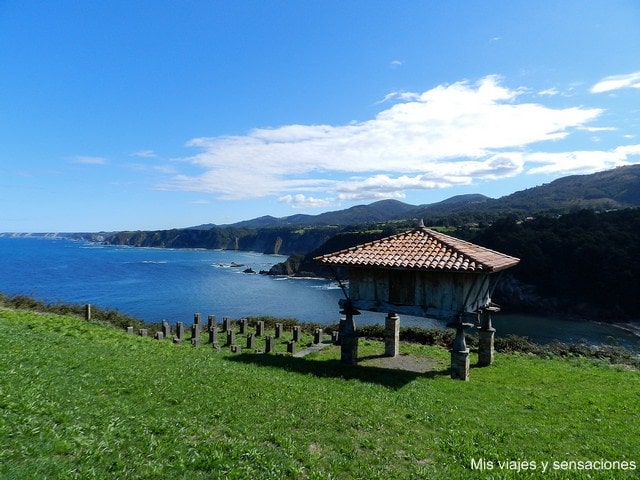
[591,71,640,93]
[525,144,640,175]
[278,194,333,208]
[163,75,604,203]
[71,156,107,165]
[130,150,157,158]
[538,87,560,96]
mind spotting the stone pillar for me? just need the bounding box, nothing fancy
[287,340,296,354]
[339,300,359,365]
[275,323,283,339]
[207,315,216,332]
[256,321,264,337]
[226,330,235,347]
[193,313,201,332]
[384,313,400,357]
[154,331,164,340]
[313,328,323,345]
[191,323,200,346]
[335,318,345,345]
[161,320,171,338]
[292,326,301,342]
[451,349,470,381]
[139,328,148,337]
[176,322,185,341]
[246,332,256,349]
[477,307,498,367]
[239,318,248,334]
[222,317,231,333]
[331,331,339,344]
[265,335,275,353]
[85,304,91,321]
[449,321,471,381]
[126,326,134,335]
[208,326,218,345]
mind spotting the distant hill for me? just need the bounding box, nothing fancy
[497,164,640,211]
[190,199,419,229]
[189,164,640,230]
[404,164,640,223]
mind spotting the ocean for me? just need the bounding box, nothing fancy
[1,236,638,349]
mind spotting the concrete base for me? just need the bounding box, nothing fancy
[384,313,400,357]
[477,328,495,366]
[450,349,470,381]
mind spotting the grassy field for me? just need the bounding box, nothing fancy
[1,308,639,479]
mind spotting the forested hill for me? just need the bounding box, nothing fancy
[465,208,640,319]
[186,164,640,230]
[105,164,640,255]
[273,208,640,320]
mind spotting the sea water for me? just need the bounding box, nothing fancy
[0,236,638,349]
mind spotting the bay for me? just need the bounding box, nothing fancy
[1,236,638,350]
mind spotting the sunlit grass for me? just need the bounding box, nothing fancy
[1,309,638,479]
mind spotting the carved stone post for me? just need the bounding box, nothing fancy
[207,315,216,332]
[384,312,400,357]
[175,322,185,344]
[191,323,200,347]
[477,306,498,367]
[292,326,301,342]
[265,335,275,353]
[448,318,472,381]
[239,318,248,334]
[339,300,359,365]
[161,320,171,338]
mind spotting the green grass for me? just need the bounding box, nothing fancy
[1,309,639,479]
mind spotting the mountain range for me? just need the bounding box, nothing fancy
[191,164,640,229]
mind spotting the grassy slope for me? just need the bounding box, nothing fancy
[0,309,638,479]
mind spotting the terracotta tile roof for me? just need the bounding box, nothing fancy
[314,227,519,273]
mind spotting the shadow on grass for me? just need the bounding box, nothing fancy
[226,352,450,390]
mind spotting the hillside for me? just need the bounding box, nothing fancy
[2,307,639,479]
[189,164,640,230]
[106,165,640,253]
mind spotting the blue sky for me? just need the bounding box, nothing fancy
[2,0,640,232]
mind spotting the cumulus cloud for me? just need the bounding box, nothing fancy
[591,71,640,93]
[525,144,640,175]
[163,75,605,205]
[278,194,333,208]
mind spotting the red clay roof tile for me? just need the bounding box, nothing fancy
[314,227,519,273]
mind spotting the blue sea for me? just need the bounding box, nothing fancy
[1,236,638,350]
